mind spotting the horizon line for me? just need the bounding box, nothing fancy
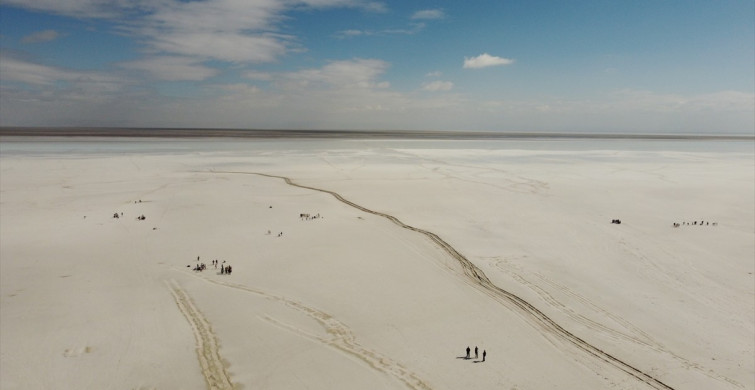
[0,127,753,141]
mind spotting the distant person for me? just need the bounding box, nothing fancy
[466,346,470,359]
[482,350,486,362]
[475,346,478,359]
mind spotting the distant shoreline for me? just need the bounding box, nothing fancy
[0,127,752,141]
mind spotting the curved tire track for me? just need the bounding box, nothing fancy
[180,268,432,390]
[213,170,676,390]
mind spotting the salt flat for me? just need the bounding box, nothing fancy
[1,138,752,390]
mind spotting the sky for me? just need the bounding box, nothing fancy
[1,0,753,134]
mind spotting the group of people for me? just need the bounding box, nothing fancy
[673,220,717,228]
[190,258,232,275]
[112,211,146,220]
[266,230,285,237]
[264,212,325,239]
[299,213,321,221]
[464,346,486,362]
[218,260,233,275]
[193,263,207,271]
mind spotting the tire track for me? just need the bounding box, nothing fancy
[166,279,235,390]
[180,269,432,390]
[488,256,658,347]
[487,256,743,388]
[213,170,676,390]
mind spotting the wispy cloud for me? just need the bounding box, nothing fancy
[120,56,219,81]
[242,70,273,81]
[130,0,290,64]
[210,83,262,95]
[5,0,384,65]
[1,56,74,85]
[0,55,128,107]
[412,9,444,20]
[335,29,368,38]
[1,55,121,87]
[607,89,755,113]
[149,32,289,63]
[2,0,386,19]
[283,58,390,90]
[422,80,453,92]
[0,0,151,18]
[4,53,753,133]
[463,53,514,69]
[335,22,425,38]
[297,0,387,12]
[21,29,61,44]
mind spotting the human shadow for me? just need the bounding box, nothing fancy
[456,356,471,360]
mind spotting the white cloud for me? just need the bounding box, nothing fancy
[422,80,453,92]
[425,71,442,77]
[21,30,61,44]
[463,53,514,69]
[412,9,444,20]
[120,56,218,81]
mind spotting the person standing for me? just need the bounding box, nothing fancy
[475,346,478,359]
[466,346,470,359]
[482,350,486,362]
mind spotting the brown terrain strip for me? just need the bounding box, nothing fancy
[1,127,751,141]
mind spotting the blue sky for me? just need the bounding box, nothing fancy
[1,0,753,133]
